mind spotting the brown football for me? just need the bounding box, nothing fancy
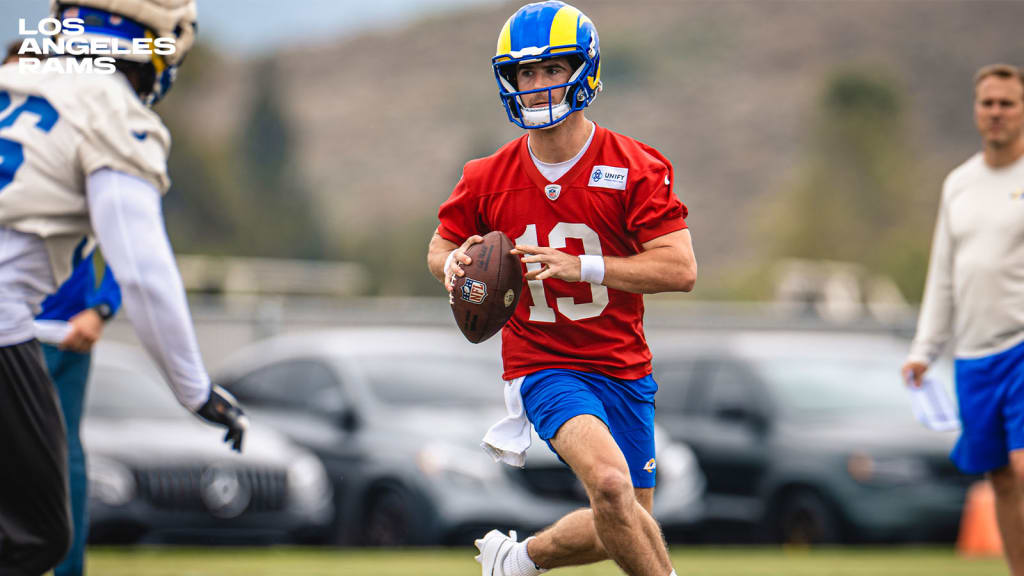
[450,231,524,343]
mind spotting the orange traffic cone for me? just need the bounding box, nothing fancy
[957,480,1004,556]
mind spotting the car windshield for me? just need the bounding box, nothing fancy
[359,355,502,407]
[86,363,186,420]
[753,356,955,417]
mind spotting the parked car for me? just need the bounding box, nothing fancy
[213,327,704,546]
[648,328,974,544]
[83,342,333,544]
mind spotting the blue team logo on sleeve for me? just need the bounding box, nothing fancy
[461,278,487,304]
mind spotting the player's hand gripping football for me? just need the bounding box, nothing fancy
[444,235,484,293]
[196,384,249,452]
[514,244,582,282]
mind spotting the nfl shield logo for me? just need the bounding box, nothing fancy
[544,184,561,201]
[461,278,487,304]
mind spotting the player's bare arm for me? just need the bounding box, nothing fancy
[515,228,696,294]
[427,230,483,291]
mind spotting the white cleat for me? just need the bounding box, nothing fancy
[474,529,518,576]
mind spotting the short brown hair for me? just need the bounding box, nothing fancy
[974,63,1024,89]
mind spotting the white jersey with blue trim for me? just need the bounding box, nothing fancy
[0,64,211,409]
[0,62,170,287]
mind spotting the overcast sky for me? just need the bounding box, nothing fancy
[1,0,502,55]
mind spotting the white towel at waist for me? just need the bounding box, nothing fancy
[480,376,532,467]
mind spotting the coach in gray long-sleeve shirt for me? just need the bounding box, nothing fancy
[903,63,1024,576]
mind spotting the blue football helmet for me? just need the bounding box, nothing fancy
[492,1,602,129]
[51,0,197,106]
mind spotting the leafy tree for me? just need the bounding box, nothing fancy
[771,69,930,300]
[162,48,327,260]
[238,58,327,259]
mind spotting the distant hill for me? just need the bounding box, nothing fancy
[161,0,1024,298]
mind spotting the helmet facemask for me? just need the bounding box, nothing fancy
[496,54,590,129]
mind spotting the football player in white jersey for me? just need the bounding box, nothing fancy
[0,2,247,573]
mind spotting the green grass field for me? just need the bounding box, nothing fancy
[84,547,1007,576]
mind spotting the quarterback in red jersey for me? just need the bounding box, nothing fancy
[439,125,686,382]
[427,3,695,576]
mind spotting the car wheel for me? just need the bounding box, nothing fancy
[362,486,414,546]
[774,490,841,545]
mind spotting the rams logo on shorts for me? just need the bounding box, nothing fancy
[461,278,487,304]
[643,458,657,473]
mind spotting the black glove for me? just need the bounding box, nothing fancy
[196,385,249,452]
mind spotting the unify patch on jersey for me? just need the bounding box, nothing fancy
[589,165,628,190]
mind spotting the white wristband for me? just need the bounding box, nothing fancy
[443,250,457,277]
[579,255,605,285]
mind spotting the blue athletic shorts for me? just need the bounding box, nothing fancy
[520,368,658,488]
[951,338,1024,474]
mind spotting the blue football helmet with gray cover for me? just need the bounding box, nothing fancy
[50,0,197,105]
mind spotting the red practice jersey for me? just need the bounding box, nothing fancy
[438,123,688,381]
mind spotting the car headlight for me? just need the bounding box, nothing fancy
[286,455,332,516]
[655,442,705,503]
[847,452,929,485]
[657,444,692,482]
[417,442,499,488]
[88,456,135,506]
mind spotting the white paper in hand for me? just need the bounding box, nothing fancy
[907,376,961,432]
[33,320,71,345]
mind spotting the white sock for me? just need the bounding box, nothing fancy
[669,571,678,576]
[503,536,546,576]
